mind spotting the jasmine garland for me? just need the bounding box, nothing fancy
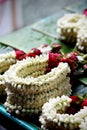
[57,13,87,53]
[4,54,71,115]
[39,95,87,130]
[0,49,25,96]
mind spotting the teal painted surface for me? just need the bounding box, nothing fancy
[0,105,41,130]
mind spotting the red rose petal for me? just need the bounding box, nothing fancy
[48,52,61,68]
[27,52,36,58]
[70,52,78,61]
[15,49,26,60]
[83,9,87,16]
[82,98,87,108]
[70,96,80,104]
[31,48,42,55]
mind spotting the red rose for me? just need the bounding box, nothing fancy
[48,52,61,68]
[27,52,36,58]
[66,96,81,114]
[70,96,80,104]
[18,54,27,60]
[70,52,78,61]
[81,98,87,108]
[27,48,42,58]
[60,58,74,71]
[15,49,26,60]
[83,9,87,16]
[31,48,42,55]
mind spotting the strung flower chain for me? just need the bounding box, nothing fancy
[14,43,87,76]
[39,95,87,130]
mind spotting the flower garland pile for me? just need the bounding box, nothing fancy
[4,51,71,115]
[0,49,26,96]
[0,50,17,96]
[0,47,44,96]
[0,47,40,74]
[44,45,87,77]
[0,51,16,74]
[0,41,86,103]
[1,47,41,72]
[57,9,87,53]
[39,95,87,130]
[0,44,53,96]
[0,43,87,100]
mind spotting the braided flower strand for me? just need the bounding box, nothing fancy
[4,54,71,115]
[0,49,26,96]
[57,13,87,53]
[39,95,87,130]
